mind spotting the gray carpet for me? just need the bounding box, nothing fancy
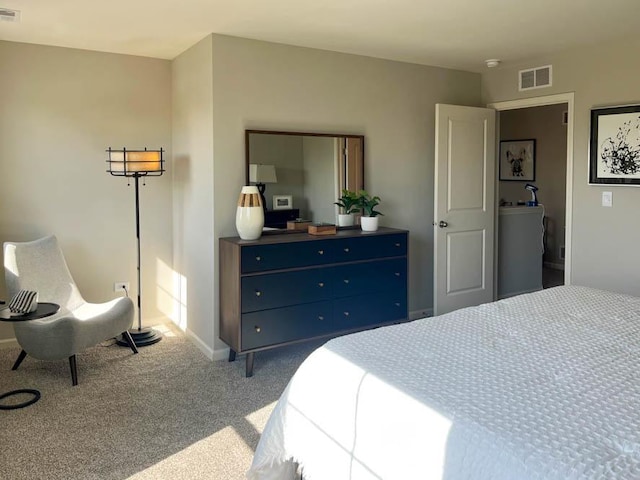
[0,327,320,479]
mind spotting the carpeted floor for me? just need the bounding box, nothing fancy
[0,326,320,480]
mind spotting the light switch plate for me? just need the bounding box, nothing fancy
[602,191,612,207]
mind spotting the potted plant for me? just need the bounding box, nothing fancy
[334,189,360,227]
[357,190,383,232]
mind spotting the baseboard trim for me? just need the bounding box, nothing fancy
[544,262,565,271]
[184,328,215,360]
[183,327,230,361]
[0,337,18,349]
[211,347,231,362]
[409,308,433,320]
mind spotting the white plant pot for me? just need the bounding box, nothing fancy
[337,213,355,227]
[360,216,379,232]
[236,186,264,240]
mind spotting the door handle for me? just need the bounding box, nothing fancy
[438,221,448,228]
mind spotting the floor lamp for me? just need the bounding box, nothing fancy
[107,147,164,347]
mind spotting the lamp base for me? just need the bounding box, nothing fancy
[256,182,268,212]
[116,327,162,347]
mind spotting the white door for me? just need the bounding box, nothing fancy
[433,104,496,315]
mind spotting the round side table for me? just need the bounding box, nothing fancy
[0,302,60,410]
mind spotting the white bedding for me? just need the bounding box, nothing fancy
[247,286,640,480]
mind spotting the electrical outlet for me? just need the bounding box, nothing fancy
[114,281,130,293]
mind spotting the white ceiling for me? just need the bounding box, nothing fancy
[1,0,639,71]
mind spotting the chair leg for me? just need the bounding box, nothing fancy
[69,355,78,386]
[12,350,27,370]
[121,331,139,354]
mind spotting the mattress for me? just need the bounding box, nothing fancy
[247,286,640,480]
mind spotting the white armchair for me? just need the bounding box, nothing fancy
[4,235,137,385]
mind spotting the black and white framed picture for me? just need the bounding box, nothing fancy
[590,105,640,185]
[499,139,536,181]
[272,194,293,210]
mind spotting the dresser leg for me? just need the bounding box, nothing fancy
[246,352,255,377]
[228,349,236,362]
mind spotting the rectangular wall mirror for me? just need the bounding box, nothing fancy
[245,130,364,228]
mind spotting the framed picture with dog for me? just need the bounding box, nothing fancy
[499,139,536,181]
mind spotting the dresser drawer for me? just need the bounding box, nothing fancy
[334,233,407,263]
[241,240,335,273]
[333,291,407,332]
[241,268,333,313]
[332,258,407,298]
[241,302,334,350]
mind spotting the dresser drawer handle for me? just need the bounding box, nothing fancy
[343,311,350,317]
[318,282,324,288]
[318,250,324,255]
[255,256,261,261]
[394,302,401,307]
[395,243,401,247]
[343,279,350,284]
[394,272,401,277]
[318,315,324,321]
[255,326,261,333]
[255,290,262,297]
[343,247,350,253]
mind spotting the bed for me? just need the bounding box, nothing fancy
[247,286,640,479]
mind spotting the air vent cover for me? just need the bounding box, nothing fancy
[0,7,20,22]
[519,65,552,91]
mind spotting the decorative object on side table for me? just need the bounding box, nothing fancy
[499,139,536,181]
[358,190,383,232]
[589,104,640,185]
[236,186,265,240]
[107,147,164,347]
[334,189,360,227]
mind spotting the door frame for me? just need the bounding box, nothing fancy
[488,92,574,291]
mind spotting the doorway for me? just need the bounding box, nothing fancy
[490,93,574,297]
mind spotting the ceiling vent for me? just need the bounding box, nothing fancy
[0,8,20,22]
[519,65,552,91]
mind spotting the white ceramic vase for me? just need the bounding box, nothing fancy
[360,216,379,232]
[236,186,264,240]
[337,213,355,227]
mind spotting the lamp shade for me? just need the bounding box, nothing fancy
[249,164,277,184]
[107,148,164,177]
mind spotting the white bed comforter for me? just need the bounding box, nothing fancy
[247,286,640,480]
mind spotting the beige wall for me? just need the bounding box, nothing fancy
[499,104,567,266]
[0,41,172,343]
[483,36,640,294]
[171,37,215,354]
[206,34,481,355]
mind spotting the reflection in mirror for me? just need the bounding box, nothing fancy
[245,130,364,227]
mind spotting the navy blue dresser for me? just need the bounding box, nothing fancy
[219,227,409,376]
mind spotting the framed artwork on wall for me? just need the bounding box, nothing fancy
[499,139,536,181]
[589,105,640,185]
[272,195,293,210]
